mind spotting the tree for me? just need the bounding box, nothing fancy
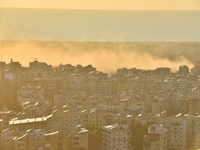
[86,125,102,150]
[129,123,148,150]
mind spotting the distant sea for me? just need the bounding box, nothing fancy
[0,8,200,42]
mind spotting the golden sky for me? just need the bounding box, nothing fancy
[0,0,200,10]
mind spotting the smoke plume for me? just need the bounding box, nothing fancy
[0,41,194,73]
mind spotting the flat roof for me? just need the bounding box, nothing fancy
[78,128,89,134]
[125,104,142,112]
[45,131,59,136]
[9,115,52,125]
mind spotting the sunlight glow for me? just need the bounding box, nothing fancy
[0,0,200,10]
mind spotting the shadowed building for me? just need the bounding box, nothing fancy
[0,60,23,110]
[68,125,89,150]
[179,65,189,74]
[143,124,167,150]
[0,119,3,150]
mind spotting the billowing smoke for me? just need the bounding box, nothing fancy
[0,41,194,73]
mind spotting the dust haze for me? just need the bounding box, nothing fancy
[0,41,194,73]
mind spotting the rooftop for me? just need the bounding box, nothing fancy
[78,128,89,134]
[125,104,142,112]
[45,131,59,136]
[9,114,52,125]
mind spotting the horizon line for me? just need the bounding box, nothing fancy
[0,40,200,43]
[0,6,200,11]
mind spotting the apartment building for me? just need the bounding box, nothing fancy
[188,98,200,114]
[1,128,16,150]
[62,109,87,134]
[17,85,44,106]
[9,115,52,135]
[102,123,132,150]
[68,125,89,150]
[192,86,200,98]
[143,124,167,150]
[45,131,69,150]
[150,97,166,115]
[0,119,3,150]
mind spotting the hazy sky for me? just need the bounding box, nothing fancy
[0,0,200,10]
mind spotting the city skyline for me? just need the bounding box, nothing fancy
[1,0,200,149]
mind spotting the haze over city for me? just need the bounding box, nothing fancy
[0,41,194,73]
[1,0,200,150]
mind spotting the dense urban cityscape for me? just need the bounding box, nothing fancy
[1,45,200,150]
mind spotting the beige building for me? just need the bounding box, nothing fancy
[63,109,87,134]
[192,118,200,149]
[68,125,89,150]
[143,124,167,150]
[192,86,200,98]
[188,98,200,114]
[0,78,16,109]
[13,134,28,150]
[21,101,50,118]
[9,115,52,135]
[114,80,128,95]
[151,97,166,115]
[0,111,16,130]
[0,119,3,150]
[101,102,121,112]
[12,130,70,150]
[135,113,188,149]
[45,131,69,150]
[102,123,132,150]
[13,130,45,150]
[17,85,45,106]
[29,59,51,72]
[1,128,16,150]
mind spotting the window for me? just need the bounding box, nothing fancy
[74,137,79,140]
[74,142,79,145]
